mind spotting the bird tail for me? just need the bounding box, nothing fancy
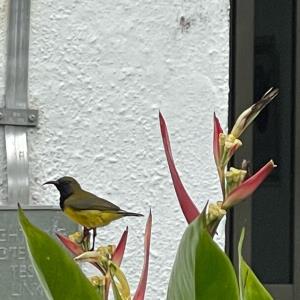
[120,211,144,217]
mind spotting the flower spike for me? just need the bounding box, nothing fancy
[159,112,200,223]
[223,160,276,209]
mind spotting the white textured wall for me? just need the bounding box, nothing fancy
[0,0,229,299]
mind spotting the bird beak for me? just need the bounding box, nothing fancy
[43,180,58,186]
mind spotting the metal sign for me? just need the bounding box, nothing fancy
[0,207,77,300]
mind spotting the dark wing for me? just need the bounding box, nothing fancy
[65,191,121,211]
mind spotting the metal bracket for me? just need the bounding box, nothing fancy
[0,108,38,127]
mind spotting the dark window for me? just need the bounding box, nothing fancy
[252,0,294,284]
[228,0,300,298]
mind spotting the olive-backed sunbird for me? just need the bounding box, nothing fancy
[44,176,143,249]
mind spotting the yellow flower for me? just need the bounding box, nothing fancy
[207,201,226,224]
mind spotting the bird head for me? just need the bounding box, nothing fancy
[43,176,81,200]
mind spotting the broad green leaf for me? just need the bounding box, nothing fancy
[18,205,100,300]
[167,215,239,300]
[238,228,273,300]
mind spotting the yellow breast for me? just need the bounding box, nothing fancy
[64,207,123,229]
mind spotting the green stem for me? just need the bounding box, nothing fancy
[218,166,226,200]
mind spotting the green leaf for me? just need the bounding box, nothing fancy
[109,262,131,300]
[167,215,239,300]
[238,228,273,300]
[110,271,123,300]
[18,205,100,300]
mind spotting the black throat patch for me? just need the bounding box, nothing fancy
[58,185,73,210]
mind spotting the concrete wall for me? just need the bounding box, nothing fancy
[0,0,229,298]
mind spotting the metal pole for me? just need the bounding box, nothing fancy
[4,0,31,205]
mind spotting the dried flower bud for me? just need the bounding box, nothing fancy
[231,87,279,138]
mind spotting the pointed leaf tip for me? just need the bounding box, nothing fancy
[133,211,152,300]
[112,227,129,266]
[213,113,223,165]
[159,112,200,223]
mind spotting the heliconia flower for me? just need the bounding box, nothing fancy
[159,112,200,223]
[225,167,247,194]
[219,133,243,167]
[56,227,128,277]
[206,201,226,224]
[222,160,276,209]
[133,210,152,300]
[75,251,131,300]
[56,233,108,274]
[213,113,223,166]
[231,87,279,139]
[225,135,242,159]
